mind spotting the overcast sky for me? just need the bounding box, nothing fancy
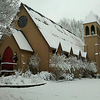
[20,0,100,22]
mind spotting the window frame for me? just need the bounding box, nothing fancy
[85,26,89,35]
[91,25,95,35]
[18,16,28,28]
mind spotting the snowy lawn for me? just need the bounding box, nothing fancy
[0,78,100,100]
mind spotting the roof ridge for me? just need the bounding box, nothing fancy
[23,4,77,36]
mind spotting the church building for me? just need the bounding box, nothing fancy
[0,3,88,74]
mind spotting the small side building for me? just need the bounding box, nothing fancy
[0,29,33,73]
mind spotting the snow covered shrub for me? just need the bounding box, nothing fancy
[67,57,97,78]
[49,53,71,80]
[39,71,55,81]
[14,69,22,78]
[94,74,100,78]
[86,62,97,73]
[77,59,87,78]
[22,70,32,78]
[49,54,70,71]
[29,54,41,74]
[84,61,97,78]
[65,73,74,81]
[4,78,12,84]
[67,56,81,78]
[67,57,78,70]
[0,75,4,83]
[49,54,97,80]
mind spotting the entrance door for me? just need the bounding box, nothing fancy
[2,47,13,70]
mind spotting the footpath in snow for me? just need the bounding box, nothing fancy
[0,76,100,100]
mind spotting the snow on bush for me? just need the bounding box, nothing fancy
[67,57,87,71]
[0,70,44,85]
[49,53,71,80]
[39,71,55,81]
[0,70,57,85]
[29,54,41,69]
[29,54,41,73]
[49,53,97,79]
[67,57,79,71]
[94,74,100,78]
[0,0,20,35]
[49,54,71,72]
[86,62,97,73]
[14,69,22,78]
[1,76,12,84]
[67,57,85,78]
[65,73,74,81]
[22,70,32,78]
[58,73,74,81]
[66,57,97,77]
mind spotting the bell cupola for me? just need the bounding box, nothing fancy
[83,11,100,36]
[83,11,100,73]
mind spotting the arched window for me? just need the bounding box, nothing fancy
[91,25,95,35]
[97,26,99,35]
[85,26,89,35]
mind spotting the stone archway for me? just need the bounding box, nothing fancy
[2,47,13,70]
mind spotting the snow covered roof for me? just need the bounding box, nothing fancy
[83,11,100,25]
[11,28,33,52]
[23,4,86,58]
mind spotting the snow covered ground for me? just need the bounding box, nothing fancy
[0,78,100,100]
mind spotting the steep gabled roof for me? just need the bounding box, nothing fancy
[11,28,33,52]
[83,11,100,25]
[23,4,86,58]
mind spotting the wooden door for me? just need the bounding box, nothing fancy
[2,47,13,70]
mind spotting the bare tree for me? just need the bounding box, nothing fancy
[0,0,20,35]
[58,18,84,41]
[95,14,100,23]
